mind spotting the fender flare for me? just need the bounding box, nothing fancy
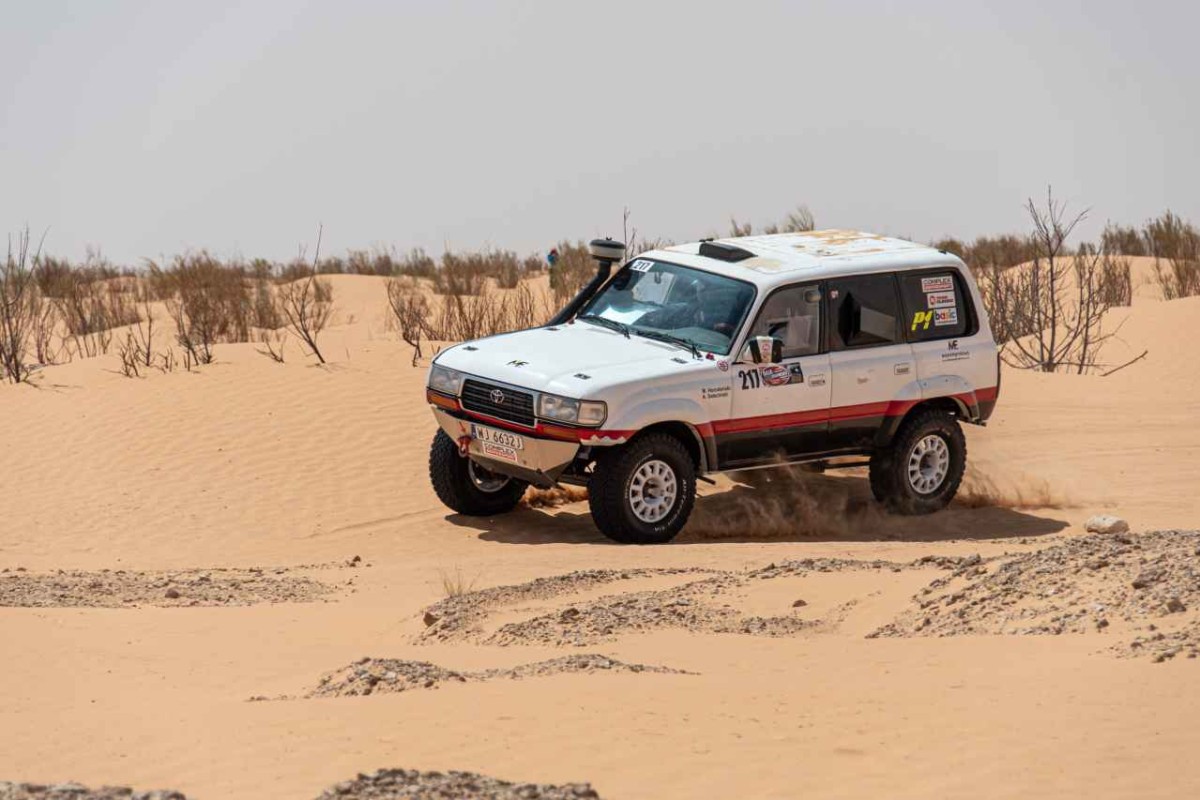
[599,396,714,473]
[874,375,979,446]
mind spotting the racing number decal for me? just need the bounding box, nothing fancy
[738,369,762,390]
[911,310,933,332]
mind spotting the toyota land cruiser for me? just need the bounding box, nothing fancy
[426,231,999,543]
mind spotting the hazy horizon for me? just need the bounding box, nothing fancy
[2,0,1196,265]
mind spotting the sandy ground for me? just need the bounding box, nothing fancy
[2,272,1199,798]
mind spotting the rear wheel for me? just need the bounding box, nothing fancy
[869,408,966,514]
[429,430,528,515]
[588,433,697,544]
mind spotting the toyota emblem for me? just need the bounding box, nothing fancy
[490,389,506,404]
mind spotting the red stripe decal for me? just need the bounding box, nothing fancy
[439,387,997,443]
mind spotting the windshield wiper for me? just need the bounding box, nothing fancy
[635,329,700,358]
[578,314,630,338]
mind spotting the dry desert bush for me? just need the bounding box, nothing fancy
[0,228,44,383]
[1143,211,1200,300]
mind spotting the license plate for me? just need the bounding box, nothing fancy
[471,423,524,451]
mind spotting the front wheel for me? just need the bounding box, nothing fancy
[869,408,966,514]
[429,430,528,516]
[588,433,697,544]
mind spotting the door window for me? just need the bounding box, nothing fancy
[827,274,901,350]
[745,284,822,358]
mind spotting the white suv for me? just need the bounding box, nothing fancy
[426,231,999,543]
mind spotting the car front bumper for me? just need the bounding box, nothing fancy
[431,407,581,488]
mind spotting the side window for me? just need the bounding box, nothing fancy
[899,271,970,340]
[827,274,901,350]
[746,284,822,359]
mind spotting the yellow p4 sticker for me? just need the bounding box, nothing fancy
[911,310,933,331]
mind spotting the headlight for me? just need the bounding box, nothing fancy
[538,393,607,426]
[428,364,464,395]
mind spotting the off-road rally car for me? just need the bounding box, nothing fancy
[426,231,999,543]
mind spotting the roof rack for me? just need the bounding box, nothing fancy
[698,241,755,262]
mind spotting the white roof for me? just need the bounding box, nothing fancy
[647,230,962,288]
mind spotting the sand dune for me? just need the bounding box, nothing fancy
[2,274,1199,798]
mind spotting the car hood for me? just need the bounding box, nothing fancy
[432,323,712,396]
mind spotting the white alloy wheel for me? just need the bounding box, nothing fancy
[907,434,950,494]
[468,460,511,493]
[628,459,678,523]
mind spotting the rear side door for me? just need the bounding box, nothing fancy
[825,273,915,449]
[719,283,832,467]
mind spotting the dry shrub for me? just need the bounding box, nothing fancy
[0,228,46,383]
[432,249,537,294]
[386,276,431,364]
[438,566,478,598]
[51,271,141,359]
[1100,223,1147,257]
[522,485,588,508]
[115,289,157,376]
[548,241,595,305]
[277,270,332,364]
[987,190,1130,373]
[728,205,816,237]
[435,284,506,341]
[1097,251,1132,307]
[150,252,253,364]
[1144,211,1200,300]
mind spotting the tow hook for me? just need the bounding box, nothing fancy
[456,435,473,457]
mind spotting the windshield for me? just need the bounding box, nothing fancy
[578,258,756,355]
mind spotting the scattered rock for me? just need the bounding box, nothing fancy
[417,558,933,647]
[1132,567,1166,590]
[0,780,187,799]
[871,529,1200,661]
[422,611,439,627]
[313,768,601,799]
[0,567,334,608]
[299,654,689,699]
[792,599,808,608]
[1085,515,1129,535]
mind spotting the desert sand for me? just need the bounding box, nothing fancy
[2,270,1199,799]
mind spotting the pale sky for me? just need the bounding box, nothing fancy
[2,0,1196,265]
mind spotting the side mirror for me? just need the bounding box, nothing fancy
[743,335,783,364]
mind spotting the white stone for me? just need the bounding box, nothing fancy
[1084,515,1129,534]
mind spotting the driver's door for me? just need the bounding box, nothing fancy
[717,283,833,468]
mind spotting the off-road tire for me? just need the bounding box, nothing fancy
[588,433,697,544]
[429,430,528,516]
[869,408,966,514]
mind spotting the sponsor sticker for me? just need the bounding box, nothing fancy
[630,259,654,272]
[717,359,730,372]
[761,364,790,387]
[481,442,519,462]
[788,363,805,384]
[911,310,933,331]
[925,291,956,309]
[934,307,959,326]
[921,276,954,293]
[941,351,970,362]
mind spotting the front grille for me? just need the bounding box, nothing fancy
[461,379,535,427]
